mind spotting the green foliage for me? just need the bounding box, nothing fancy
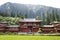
[0,16,20,25]
[5,32,17,35]
[42,13,46,25]
[36,16,40,20]
[0,12,4,16]
[0,8,60,25]
[20,15,25,19]
[0,35,60,40]
[0,32,5,35]
[25,14,28,18]
[35,9,60,25]
[11,12,15,17]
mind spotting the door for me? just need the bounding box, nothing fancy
[28,26,32,32]
[57,30,60,33]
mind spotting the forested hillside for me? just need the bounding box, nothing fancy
[0,2,60,25]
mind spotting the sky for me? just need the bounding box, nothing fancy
[0,0,60,8]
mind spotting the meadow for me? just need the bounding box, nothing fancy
[0,35,60,40]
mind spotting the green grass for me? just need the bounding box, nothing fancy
[0,35,60,40]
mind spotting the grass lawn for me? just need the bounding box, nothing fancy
[0,35,60,40]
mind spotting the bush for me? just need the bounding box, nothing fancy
[0,32,5,35]
[5,32,17,35]
[0,16,20,25]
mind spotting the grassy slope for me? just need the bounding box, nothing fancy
[0,35,60,40]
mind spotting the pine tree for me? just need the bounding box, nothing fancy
[11,12,15,17]
[4,10,8,17]
[0,11,3,16]
[54,9,60,21]
[36,16,40,20]
[42,12,45,25]
[51,9,55,21]
[25,14,28,18]
[46,11,50,24]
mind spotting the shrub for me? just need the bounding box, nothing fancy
[0,16,20,25]
[0,32,5,35]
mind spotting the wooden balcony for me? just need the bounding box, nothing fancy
[0,22,8,27]
[6,25,19,32]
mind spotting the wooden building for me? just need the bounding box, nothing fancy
[0,19,60,34]
[50,21,60,33]
[19,18,42,33]
[40,21,60,33]
[6,25,19,32]
[0,22,8,32]
[40,25,54,33]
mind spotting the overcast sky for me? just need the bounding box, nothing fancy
[0,0,60,8]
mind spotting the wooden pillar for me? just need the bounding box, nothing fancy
[54,27,57,33]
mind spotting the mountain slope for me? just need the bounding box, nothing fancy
[0,2,60,18]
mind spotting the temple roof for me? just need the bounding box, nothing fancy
[0,21,8,24]
[50,21,60,24]
[42,25,54,27]
[19,18,42,22]
[7,25,19,27]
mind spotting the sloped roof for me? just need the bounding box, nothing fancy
[19,18,42,22]
[7,25,19,27]
[42,25,54,27]
[0,21,8,24]
[50,21,60,24]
